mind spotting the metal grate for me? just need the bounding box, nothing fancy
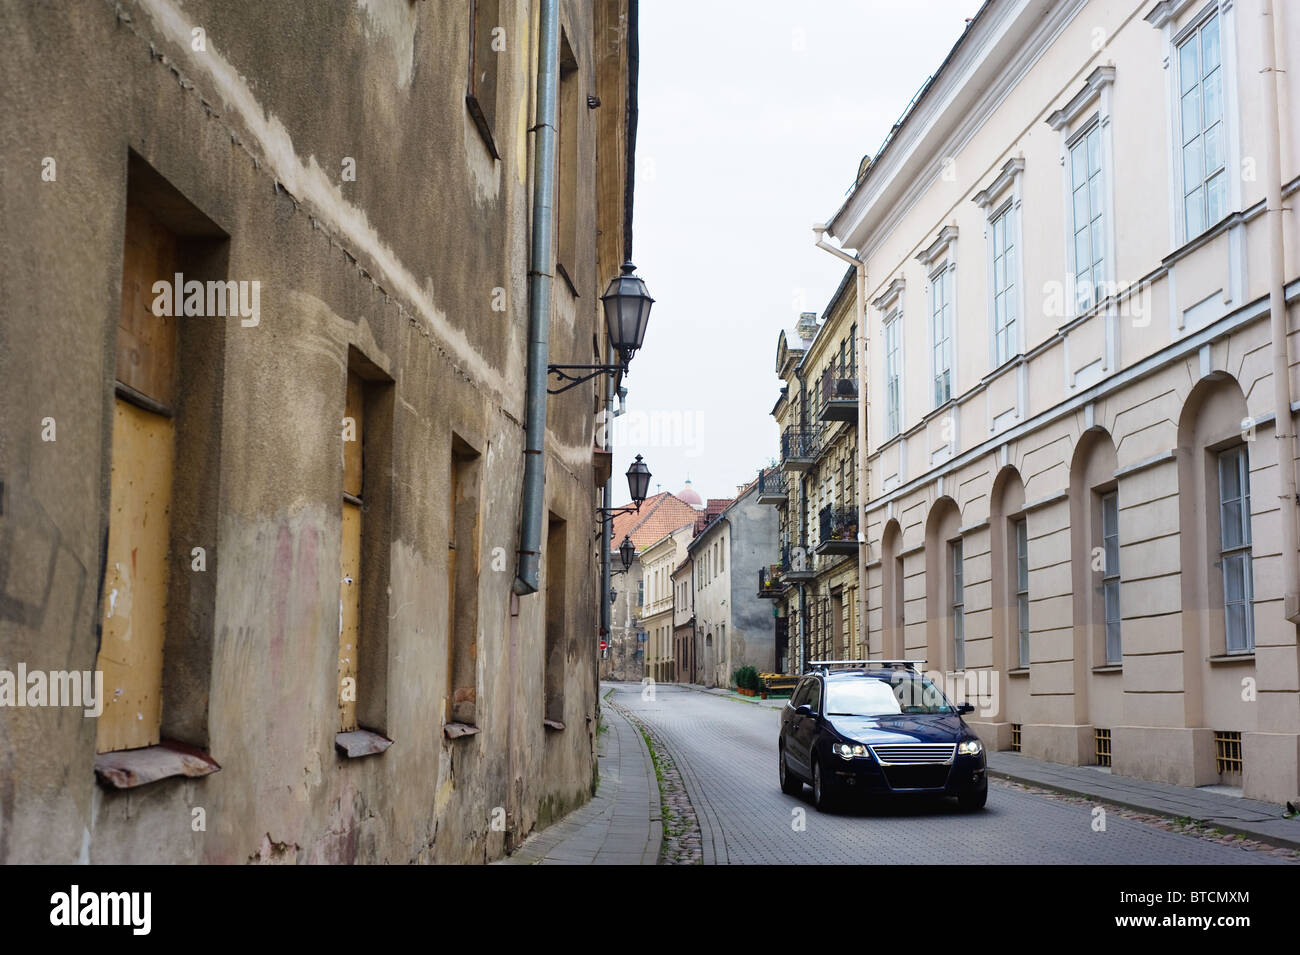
[1094,728,1112,767]
[1214,731,1243,775]
[868,743,956,765]
[1010,723,1022,752]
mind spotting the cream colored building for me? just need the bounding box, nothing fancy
[813,0,1299,803]
[641,524,693,683]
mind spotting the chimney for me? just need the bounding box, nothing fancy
[797,311,819,345]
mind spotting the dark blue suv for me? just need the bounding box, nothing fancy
[778,662,988,812]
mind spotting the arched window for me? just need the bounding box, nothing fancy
[991,467,1028,671]
[1178,374,1256,658]
[881,519,904,659]
[925,498,962,672]
[1070,429,1120,667]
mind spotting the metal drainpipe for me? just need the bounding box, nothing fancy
[814,226,869,655]
[599,350,614,667]
[513,0,560,596]
[1259,0,1300,624]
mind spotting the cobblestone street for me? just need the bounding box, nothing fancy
[612,683,1299,865]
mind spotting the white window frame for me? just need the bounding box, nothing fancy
[1014,516,1030,669]
[1177,9,1228,238]
[884,310,902,439]
[951,537,965,672]
[916,226,959,412]
[973,158,1026,373]
[1218,445,1254,653]
[873,277,906,442]
[931,265,953,408]
[1101,490,1122,665]
[990,202,1018,367]
[1068,123,1106,312]
[1148,0,1242,251]
[1047,66,1118,328]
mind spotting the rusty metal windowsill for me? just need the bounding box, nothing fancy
[543,719,566,731]
[94,739,220,790]
[335,729,392,758]
[443,722,480,741]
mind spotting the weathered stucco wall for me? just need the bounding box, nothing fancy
[0,0,632,863]
[728,490,779,675]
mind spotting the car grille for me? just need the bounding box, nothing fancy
[868,743,956,765]
[880,765,953,790]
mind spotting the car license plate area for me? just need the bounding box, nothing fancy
[881,765,952,790]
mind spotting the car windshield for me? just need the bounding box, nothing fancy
[824,675,954,716]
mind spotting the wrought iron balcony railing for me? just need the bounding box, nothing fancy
[780,541,815,579]
[816,504,859,556]
[780,427,821,470]
[756,467,788,504]
[819,360,859,424]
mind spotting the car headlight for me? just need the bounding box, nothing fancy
[957,739,983,756]
[832,742,869,759]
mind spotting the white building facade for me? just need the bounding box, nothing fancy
[826,0,1300,802]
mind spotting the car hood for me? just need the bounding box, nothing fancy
[827,713,967,744]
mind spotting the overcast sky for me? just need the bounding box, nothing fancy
[612,0,985,504]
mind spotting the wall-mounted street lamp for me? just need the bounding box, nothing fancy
[619,535,635,571]
[548,263,654,394]
[598,454,653,525]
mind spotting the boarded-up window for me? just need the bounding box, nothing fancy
[339,369,365,733]
[544,514,567,725]
[447,435,482,726]
[96,197,179,755]
[555,32,579,288]
[466,0,502,159]
[337,350,394,744]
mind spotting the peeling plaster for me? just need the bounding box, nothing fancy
[356,0,418,89]
[135,0,512,403]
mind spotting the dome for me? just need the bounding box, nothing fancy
[677,480,703,508]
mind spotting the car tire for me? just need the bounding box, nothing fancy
[958,778,988,811]
[779,745,802,795]
[812,758,835,813]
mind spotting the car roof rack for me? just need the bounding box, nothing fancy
[807,659,927,673]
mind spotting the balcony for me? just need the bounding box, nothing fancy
[780,542,816,582]
[757,565,783,599]
[780,427,820,473]
[815,505,859,557]
[756,468,787,505]
[818,362,859,424]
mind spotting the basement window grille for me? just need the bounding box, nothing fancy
[1094,728,1112,768]
[1010,723,1022,753]
[1214,731,1243,775]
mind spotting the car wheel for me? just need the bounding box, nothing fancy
[958,778,988,811]
[812,758,834,812]
[779,745,802,795]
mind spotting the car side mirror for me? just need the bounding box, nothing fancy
[957,702,975,715]
[795,703,813,717]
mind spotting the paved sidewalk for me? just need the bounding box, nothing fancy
[497,688,661,865]
[988,751,1300,850]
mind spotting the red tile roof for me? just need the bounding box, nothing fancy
[609,492,701,552]
[694,497,735,536]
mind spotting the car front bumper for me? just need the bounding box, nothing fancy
[826,750,987,796]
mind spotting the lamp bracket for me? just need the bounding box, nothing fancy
[547,362,626,394]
